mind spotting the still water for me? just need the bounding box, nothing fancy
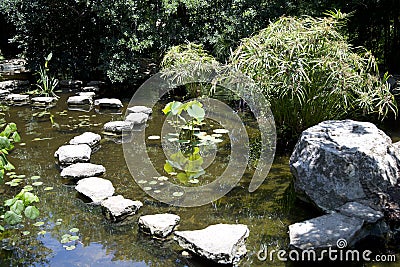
[0,92,398,266]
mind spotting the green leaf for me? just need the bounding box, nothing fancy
[0,136,11,150]
[24,206,40,220]
[33,221,44,227]
[170,101,183,115]
[21,192,39,205]
[4,211,22,225]
[163,161,175,174]
[187,103,205,120]
[4,198,17,207]
[0,225,4,231]
[11,132,21,143]
[69,228,79,233]
[10,200,24,215]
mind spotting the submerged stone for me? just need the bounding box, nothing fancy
[69,132,101,147]
[101,195,142,222]
[54,144,91,165]
[60,163,105,179]
[75,177,114,204]
[138,213,180,238]
[174,224,249,265]
[5,94,29,102]
[31,97,57,106]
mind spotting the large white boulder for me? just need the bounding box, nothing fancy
[290,120,400,211]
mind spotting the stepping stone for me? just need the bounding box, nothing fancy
[59,79,83,88]
[94,98,123,108]
[75,177,115,204]
[54,144,91,166]
[81,86,99,92]
[101,195,143,222]
[67,95,93,105]
[139,213,180,238]
[31,96,57,106]
[174,224,249,265]
[60,163,105,179]
[103,121,133,134]
[127,106,152,115]
[69,132,101,147]
[87,81,103,86]
[125,112,148,125]
[77,91,96,98]
[5,94,29,102]
[0,80,29,90]
[0,90,10,99]
[289,213,364,251]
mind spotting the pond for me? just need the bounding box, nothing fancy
[0,91,398,267]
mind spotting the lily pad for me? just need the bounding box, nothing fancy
[64,245,76,251]
[213,129,229,134]
[44,187,53,191]
[143,187,152,191]
[30,176,41,180]
[23,185,34,191]
[69,228,79,233]
[172,192,184,197]
[32,182,43,186]
[33,221,45,227]
[137,180,147,184]
[22,231,30,236]
[147,135,160,140]
[188,179,200,184]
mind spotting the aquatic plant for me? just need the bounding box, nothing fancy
[36,53,59,98]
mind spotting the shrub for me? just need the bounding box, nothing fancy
[230,15,397,140]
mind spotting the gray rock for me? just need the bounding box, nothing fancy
[125,112,149,125]
[75,177,115,204]
[77,91,96,98]
[289,213,364,251]
[87,81,103,87]
[0,80,29,90]
[101,195,142,222]
[5,94,29,102]
[81,86,99,92]
[94,98,123,108]
[31,97,57,106]
[60,163,105,179]
[138,213,180,238]
[103,121,133,133]
[67,95,93,105]
[127,106,152,115]
[54,144,91,165]
[69,132,101,147]
[59,79,83,88]
[174,224,249,265]
[290,120,400,211]
[0,89,10,99]
[336,202,383,223]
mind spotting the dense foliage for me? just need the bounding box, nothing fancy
[162,15,397,144]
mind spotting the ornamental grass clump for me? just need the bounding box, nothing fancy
[230,14,397,139]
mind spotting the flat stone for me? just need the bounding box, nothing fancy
[5,94,29,102]
[139,213,180,238]
[0,89,10,98]
[289,213,364,251]
[103,121,133,133]
[127,106,152,115]
[31,97,57,105]
[87,81,103,86]
[59,79,83,87]
[61,163,105,179]
[0,80,29,90]
[125,112,149,125]
[67,95,93,105]
[77,91,96,98]
[174,224,249,265]
[81,86,99,92]
[75,177,115,204]
[54,144,91,165]
[94,98,123,108]
[101,195,143,222]
[336,202,384,223]
[69,132,101,147]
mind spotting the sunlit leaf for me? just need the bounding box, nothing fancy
[69,228,79,233]
[33,221,44,227]
[4,211,22,225]
[24,206,40,220]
